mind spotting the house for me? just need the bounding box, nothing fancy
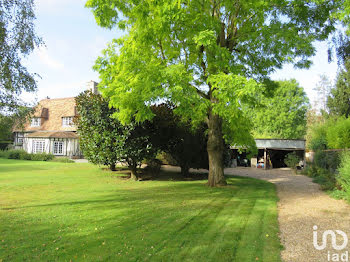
[13,81,98,158]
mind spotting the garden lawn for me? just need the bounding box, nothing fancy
[0,159,281,262]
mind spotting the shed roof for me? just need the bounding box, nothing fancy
[231,139,306,150]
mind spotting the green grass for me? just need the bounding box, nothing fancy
[0,159,281,262]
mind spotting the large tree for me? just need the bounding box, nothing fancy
[327,60,350,117]
[0,0,42,110]
[246,80,309,139]
[75,90,155,180]
[87,0,338,186]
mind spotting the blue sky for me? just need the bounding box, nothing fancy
[22,0,339,106]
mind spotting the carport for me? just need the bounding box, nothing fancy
[252,139,306,169]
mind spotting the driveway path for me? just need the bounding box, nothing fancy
[225,167,350,262]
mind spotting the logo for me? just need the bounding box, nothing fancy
[313,225,349,262]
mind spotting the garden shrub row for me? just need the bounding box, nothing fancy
[0,149,54,161]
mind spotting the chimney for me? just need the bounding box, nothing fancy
[87,80,99,94]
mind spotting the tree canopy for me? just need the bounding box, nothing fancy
[246,80,309,139]
[75,90,156,179]
[87,0,338,186]
[0,0,42,110]
[327,60,350,117]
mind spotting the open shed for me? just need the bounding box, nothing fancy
[231,139,306,169]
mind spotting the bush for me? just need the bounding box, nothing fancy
[337,151,350,200]
[327,117,350,149]
[0,150,9,158]
[307,123,328,151]
[7,149,27,159]
[30,152,54,161]
[312,168,336,191]
[314,150,341,171]
[285,152,300,170]
[50,157,74,163]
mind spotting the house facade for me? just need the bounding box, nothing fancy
[13,97,82,157]
[12,81,99,157]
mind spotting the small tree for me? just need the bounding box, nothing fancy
[75,91,155,179]
[285,152,301,172]
[327,60,350,117]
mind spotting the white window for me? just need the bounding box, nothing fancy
[16,133,24,144]
[62,117,74,127]
[53,141,64,155]
[31,118,41,127]
[32,140,45,153]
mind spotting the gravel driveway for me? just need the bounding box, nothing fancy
[225,167,350,262]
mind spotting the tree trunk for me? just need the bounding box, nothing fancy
[180,165,190,177]
[110,163,116,171]
[129,163,138,181]
[207,111,227,187]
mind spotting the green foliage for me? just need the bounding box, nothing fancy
[86,0,336,145]
[312,168,337,191]
[246,80,309,139]
[306,117,350,151]
[314,150,341,171]
[284,152,300,169]
[50,157,74,163]
[30,152,54,161]
[75,90,155,172]
[0,149,54,161]
[307,122,328,151]
[150,104,232,174]
[327,60,350,117]
[0,0,42,110]
[326,117,350,149]
[337,151,350,200]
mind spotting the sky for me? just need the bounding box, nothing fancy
[22,0,339,106]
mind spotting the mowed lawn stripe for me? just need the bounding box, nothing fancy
[0,159,281,261]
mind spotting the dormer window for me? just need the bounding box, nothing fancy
[62,117,74,127]
[31,118,41,127]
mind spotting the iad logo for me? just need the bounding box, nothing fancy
[313,225,349,262]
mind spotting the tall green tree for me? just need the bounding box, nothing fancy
[87,0,338,186]
[246,80,309,139]
[0,0,42,110]
[75,91,155,179]
[327,60,350,117]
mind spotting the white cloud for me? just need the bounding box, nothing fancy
[35,47,64,70]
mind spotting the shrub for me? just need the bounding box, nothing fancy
[0,150,9,158]
[307,123,328,151]
[312,168,336,191]
[314,150,341,171]
[327,117,350,149]
[50,157,74,163]
[285,152,300,170]
[30,152,54,161]
[303,164,318,178]
[337,151,350,200]
[7,149,27,159]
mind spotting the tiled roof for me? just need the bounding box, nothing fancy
[26,131,78,139]
[13,97,77,132]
